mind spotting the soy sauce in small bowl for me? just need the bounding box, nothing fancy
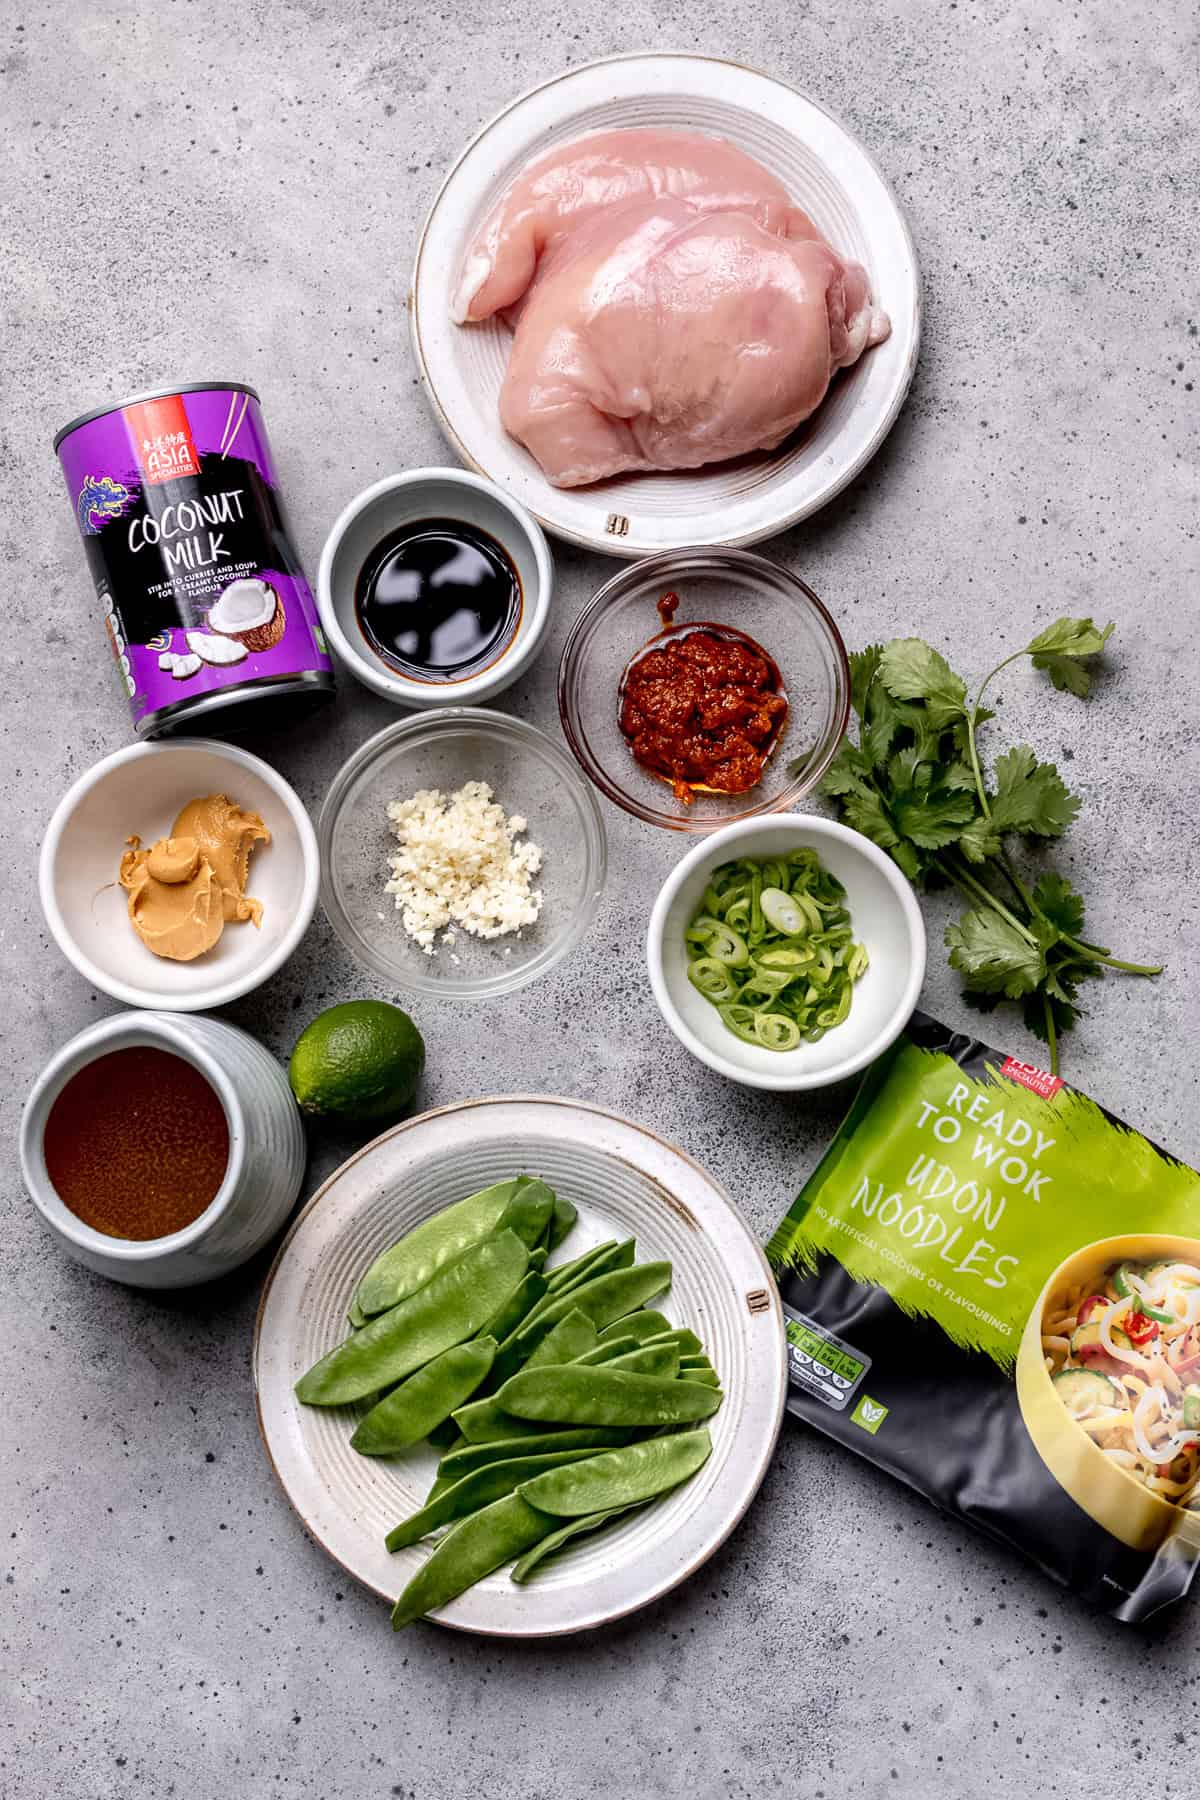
[354,518,522,684]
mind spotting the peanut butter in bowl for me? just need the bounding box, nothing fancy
[119,793,269,961]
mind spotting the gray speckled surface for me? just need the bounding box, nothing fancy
[4,5,1199,1796]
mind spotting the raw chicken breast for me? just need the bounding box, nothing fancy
[453,127,817,324]
[497,198,890,488]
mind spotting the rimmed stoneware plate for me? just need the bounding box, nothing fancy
[254,1095,786,1636]
[410,52,920,558]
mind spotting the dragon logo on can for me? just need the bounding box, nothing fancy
[77,473,132,535]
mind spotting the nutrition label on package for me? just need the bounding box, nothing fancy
[783,1307,870,1411]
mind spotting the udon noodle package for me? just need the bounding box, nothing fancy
[768,1013,1200,1621]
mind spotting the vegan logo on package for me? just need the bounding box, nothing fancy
[851,1396,888,1434]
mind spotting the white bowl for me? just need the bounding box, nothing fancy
[39,739,319,1011]
[647,815,925,1091]
[411,52,920,557]
[20,1010,306,1288]
[316,469,553,705]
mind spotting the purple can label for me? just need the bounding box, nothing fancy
[56,386,334,733]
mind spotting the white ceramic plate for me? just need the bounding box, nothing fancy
[254,1096,786,1636]
[410,52,920,557]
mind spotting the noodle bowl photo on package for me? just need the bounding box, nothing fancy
[1017,1235,1200,1555]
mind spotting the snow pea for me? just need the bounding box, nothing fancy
[604,1344,681,1380]
[683,1369,721,1389]
[437,1427,634,1483]
[519,1427,713,1517]
[488,1302,597,1389]
[547,1197,578,1252]
[573,1336,641,1366]
[510,1503,643,1584]
[522,1309,597,1369]
[496,1365,721,1427]
[476,1271,547,1347]
[543,1240,618,1294]
[350,1337,497,1456]
[296,1230,528,1406]
[495,1179,556,1249]
[391,1493,555,1628]
[452,1398,549,1444]
[355,1178,524,1318]
[546,1238,636,1303]
[641,1328,703,1358]
[510,1263,672,1360]
[596,1310,672,1345]
[384,1448,605,1552]
[347,1298,369,1330]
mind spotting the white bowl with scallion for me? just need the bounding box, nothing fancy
[647,815,925,1091]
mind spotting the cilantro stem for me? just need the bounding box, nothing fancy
[936,853,1039,945]
[1042,993,1059,1074]
[965,653,1043,919]
[1056,934,1162,976]
[964,649,1029,820]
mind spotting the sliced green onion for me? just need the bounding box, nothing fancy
[684,915,750,967]
[687,957,738,1003]
[717,1003,761,1045]
[684,851,867,1054]
[757,946,813,971]
[754,1013,801,1051]
[759,886,806,935]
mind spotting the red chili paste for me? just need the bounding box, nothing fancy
[618,592,788,804]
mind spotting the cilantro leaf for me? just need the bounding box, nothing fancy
[961,988,1003,1014]
[956,816,1002,865]
[839,786,900,851]
[892,788,978,849]
[941,761,976,792]
[890,840,923,882]
[1026,617,1114,659]
[886,746,929,793]
[1032,872,1086,938]
[878,639,968,728]
[945,910,1046,998]
[988,745,1080,838]
[1027,617,1114,697]
[861,683,910,764]
[818,741,876,796]
[848,645,884,720]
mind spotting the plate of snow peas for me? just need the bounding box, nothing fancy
[253,1096,787,1636]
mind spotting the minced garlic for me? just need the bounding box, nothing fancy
[383,780,543,954]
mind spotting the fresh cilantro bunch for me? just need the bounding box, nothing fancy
[816,619,1161,1070]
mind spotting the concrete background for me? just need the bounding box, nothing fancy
[3,2,1198,1795]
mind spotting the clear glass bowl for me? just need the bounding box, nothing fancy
[318,710,607,1000]
[558,548,851,833]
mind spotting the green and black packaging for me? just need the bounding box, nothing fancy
[768,1013,1200,1622]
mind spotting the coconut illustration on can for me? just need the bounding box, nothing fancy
[207,577,287,652]
[54,383,334,737]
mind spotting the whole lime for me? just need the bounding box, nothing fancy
[289,1000,426,1125]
